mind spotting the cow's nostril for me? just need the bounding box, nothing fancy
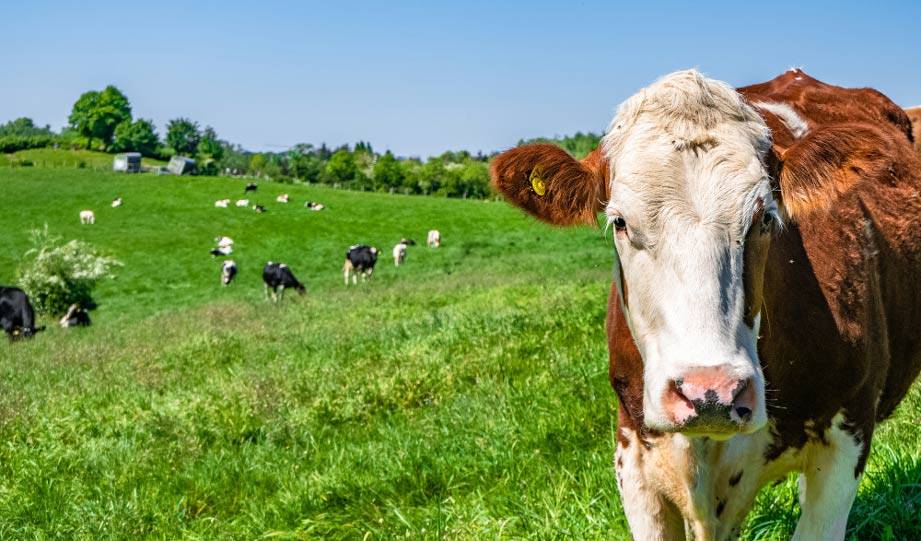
[735,406,752,419]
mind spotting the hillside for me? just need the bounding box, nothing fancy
[0,169,918,539]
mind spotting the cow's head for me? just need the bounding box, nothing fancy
[492,70,781,438]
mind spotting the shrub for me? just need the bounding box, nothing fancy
[0,134,56,153]
[17,226,121,315]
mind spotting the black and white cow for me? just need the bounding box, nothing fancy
[0,287,45,340]
[262,262,306,302]
[221,260,237,285]
[244,182,258,193]
[59,303,91,328]
[343,245,380,285]
[252,204,266,213]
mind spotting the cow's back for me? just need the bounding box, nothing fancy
[740,72,921,454]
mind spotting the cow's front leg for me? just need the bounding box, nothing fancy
[792,416,867,541]
[615,435,686,541]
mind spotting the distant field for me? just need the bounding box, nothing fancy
[0,168,918,539]
[0,148,166,169]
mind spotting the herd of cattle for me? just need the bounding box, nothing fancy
[2,181,443,339]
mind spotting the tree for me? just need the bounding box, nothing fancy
[323,149,360,185]
[372,151,404,191]
[192,126,223,175]
[110,119,159,156]
[165,118,200,157]
[67,85,132,150]
[0,117,53,137]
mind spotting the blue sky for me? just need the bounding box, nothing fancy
[4,1,920,157]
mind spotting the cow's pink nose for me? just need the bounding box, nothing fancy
[664,367,755,427]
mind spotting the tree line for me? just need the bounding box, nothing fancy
[2,85,601,199]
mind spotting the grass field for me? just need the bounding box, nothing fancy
[0,168,918,539]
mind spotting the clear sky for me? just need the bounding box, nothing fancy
[4,1,920,157]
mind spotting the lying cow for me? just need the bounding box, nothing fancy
[235,199,249,207]
[210,236,234,257]
[221,260,237,285]
[244,182,258,193]
[305,201,325,211]
[0,287,45,340]
[80,210,95,224]
[111,197,123,208]
[252,204,266,213]
[59,303,91,328]
[262,262,306,302]
[343,245,379,285]
[214,199,230,208]
[276,193,289,203]
[426,229,440,247]
[392,238,415,266]
[491,69,921,540]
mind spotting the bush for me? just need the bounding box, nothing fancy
[17,226,121,316]
[0,135,56,153]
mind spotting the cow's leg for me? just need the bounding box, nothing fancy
[792,416,867,541]
[344,268,350,286]
[615,433,686,541]
[264,283,270,300]
[278,285,285,301]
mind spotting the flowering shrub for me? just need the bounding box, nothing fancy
[17,226,121,315]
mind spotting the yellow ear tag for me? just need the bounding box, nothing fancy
[530,167,546,196]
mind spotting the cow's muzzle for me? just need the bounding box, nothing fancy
[662,366,756,435]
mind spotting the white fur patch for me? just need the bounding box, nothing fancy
[754,101,810,139]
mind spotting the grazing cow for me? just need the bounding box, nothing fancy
[491,69,921,540]
[343,245,379,284]
[245,182,258,193]
[214,198,230,208]
[392,238,415,266]
[426,229,440,247]
[906,105,921,154]
[111,197,123,208]
[305,201,325,211]
[59,303,91,328]
[236,199,249,207]
[262,262,306,302]
[221,260,237,285]
[276,193,289,203]
[0,287,45,340]
[79,210,95,224]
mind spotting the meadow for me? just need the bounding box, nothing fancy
[0,167,918,539]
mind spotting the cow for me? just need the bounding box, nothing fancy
[426,229,441,247]
[221,260,237,285]
[343,245,379,285]
[214,199,231,208]
[79,210,95,224]
[305,201,325,211]
[262,262,306,302]
[111,197,123,208]
[490,69,921,541]
[276,193,289,203]
[245,182,258,193]
[906,105,921,154]
[252,204,266,213]
[392,238,415,266]
[0,287,45,340]
[210,236,234,257]
[59,303,91,328]
[236,199,249,207]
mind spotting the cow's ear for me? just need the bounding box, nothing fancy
[491,144,610,226]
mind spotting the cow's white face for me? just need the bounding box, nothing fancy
[602,71,778,437]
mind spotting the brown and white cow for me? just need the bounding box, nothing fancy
[492,69,921,540]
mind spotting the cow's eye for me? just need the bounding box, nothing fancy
[612,216,627,232]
